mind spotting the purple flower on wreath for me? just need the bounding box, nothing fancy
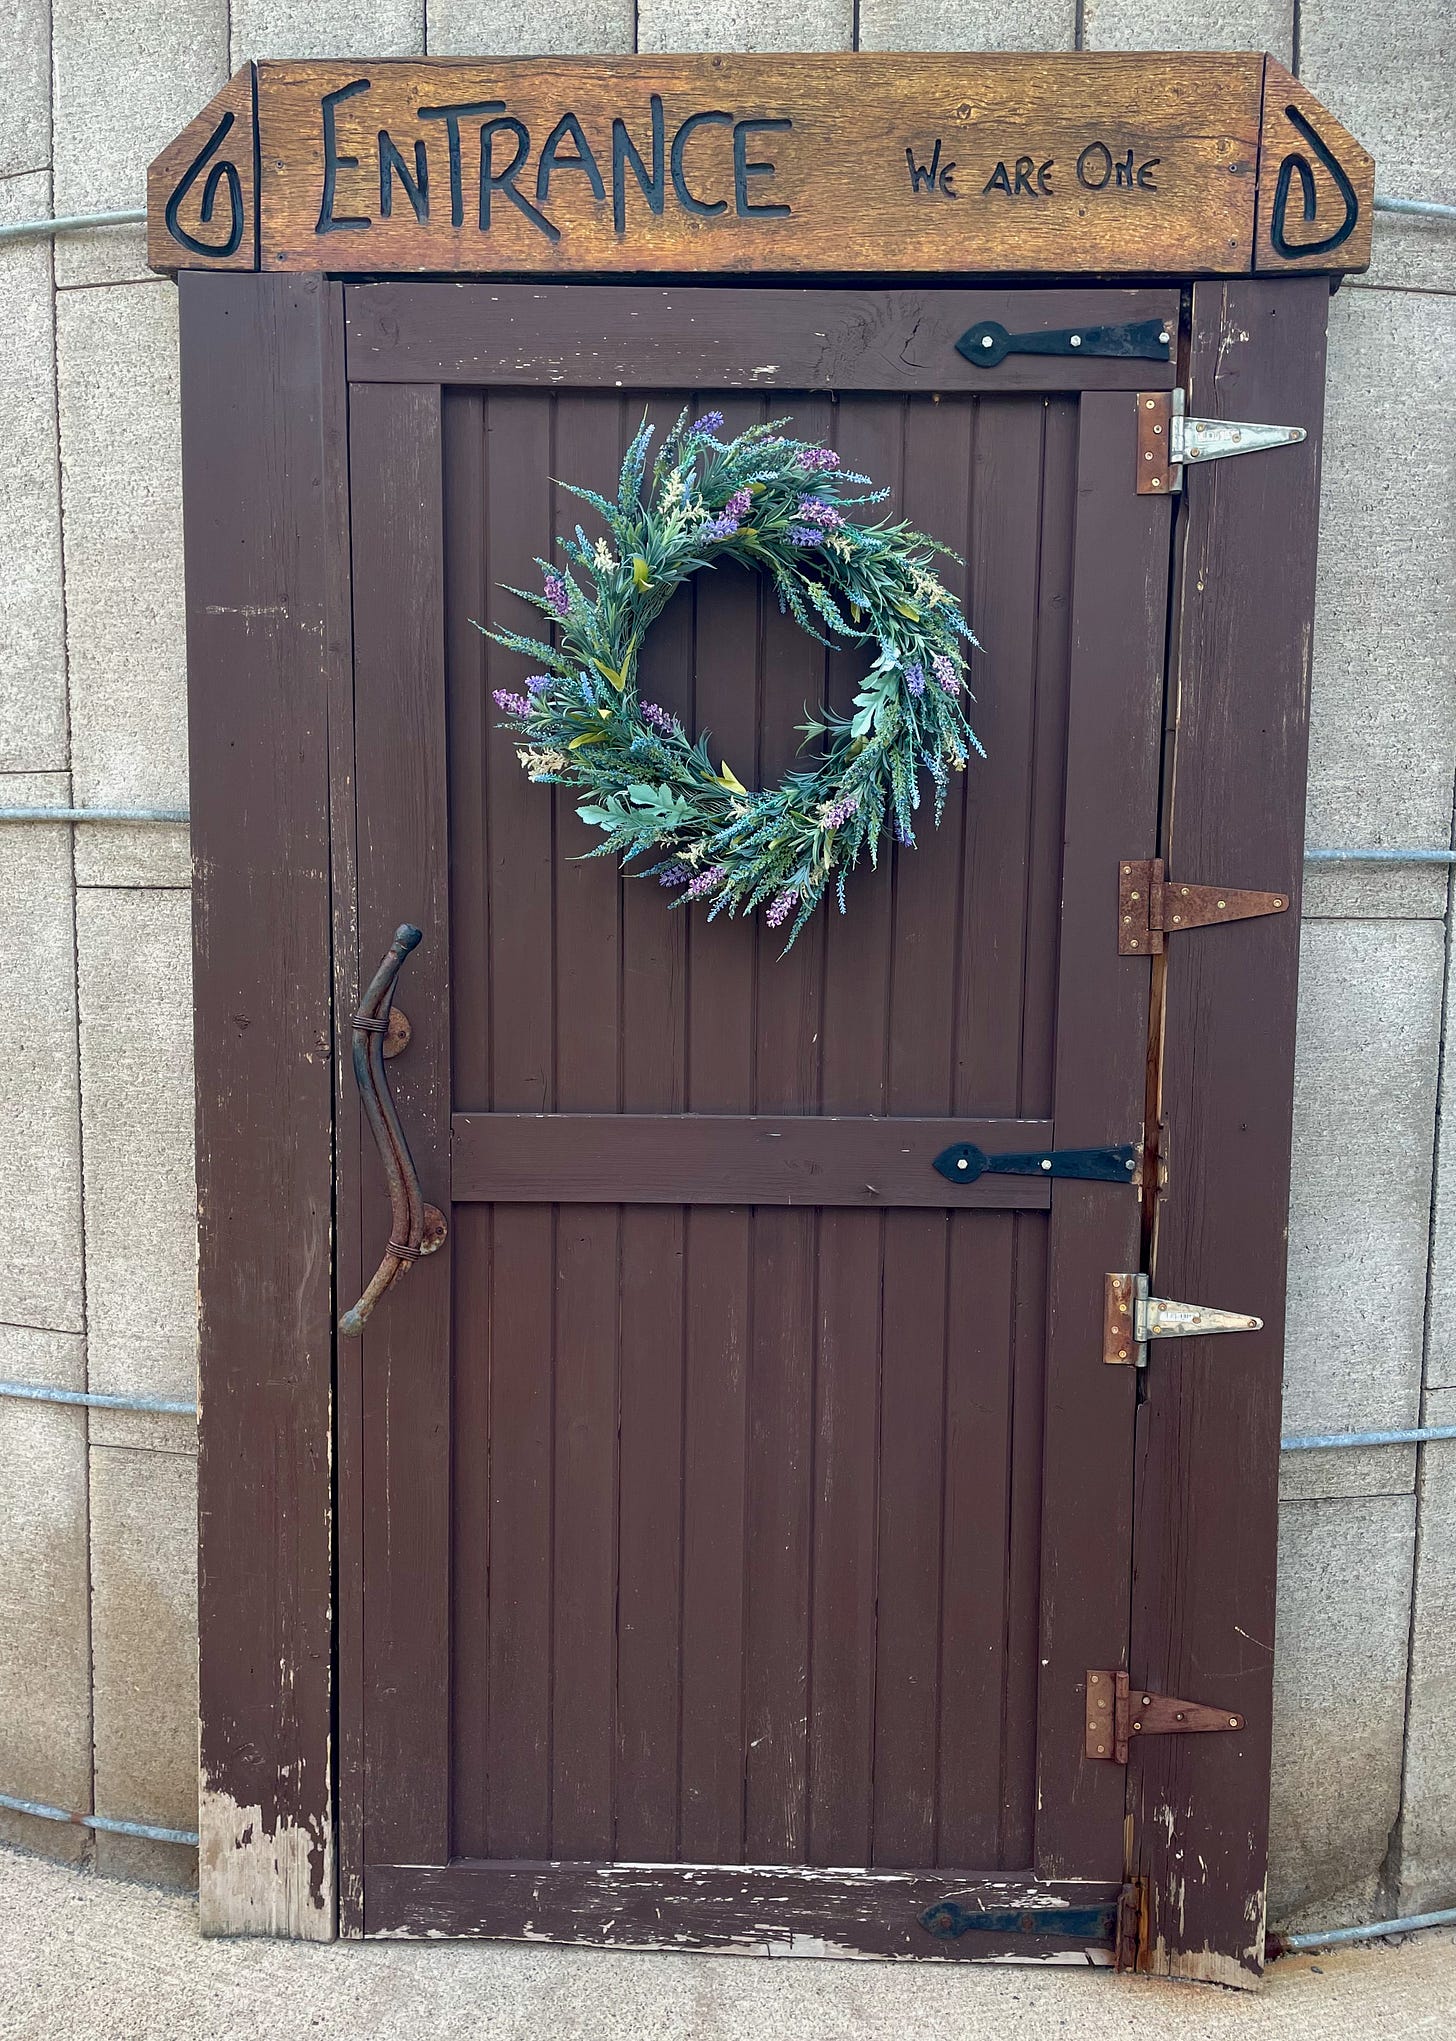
[821,794,858,831]
[797,496,845,529]
[543,570,571,618]
[904,661,926,698]
[702,513,740,541]
[724,488,752,520]
[787,526,822,548]
[691,410,725,437]
[524,672,552,695]
[933,653,961,695]
[765,888,799,928]
[658,863,691,888]
[797,447,841,472]
[685,864,727,901]
[639,701,676,735]
[492,689,533,717]
[895,819,916,846]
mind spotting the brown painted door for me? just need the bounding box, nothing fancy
[337,283,1177,1952]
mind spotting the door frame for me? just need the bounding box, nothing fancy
[180,267,1328,1983]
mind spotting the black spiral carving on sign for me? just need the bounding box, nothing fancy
[165,109,244,259]
[1271,103,1358,260]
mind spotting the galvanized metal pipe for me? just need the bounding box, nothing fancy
[1373,195,1456,222]
[1305,848,1456,864]
[0,207,146,245]
[1282,1424,1456,1452]
[0,807,188,824]
[1274,1904,1456,1952]
[0,1789,198,1848]
[0,1378,195,1418]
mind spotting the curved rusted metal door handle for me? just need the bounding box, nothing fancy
[338,924,447,1338]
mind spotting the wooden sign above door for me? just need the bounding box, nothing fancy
[147,54,1373,282]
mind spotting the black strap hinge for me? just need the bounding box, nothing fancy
[933,1142,1140,1187]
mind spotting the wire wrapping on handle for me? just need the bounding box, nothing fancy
[338,925,445,1337]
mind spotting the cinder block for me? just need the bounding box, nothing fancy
[1281,920,1443,1499]
[857,0,1073,51]
[51,0,227,287]
[0,777,85,1337]
[0,174,68,775]
[1268,1492,1415,1928]
[76,890,196,1407]
[638,0,850,50]
[1302,286,1456,922]
[232,2,424,64]
[56,281,191,887]
[428,1,633,54]
[1396,1389,1456,1913]
[0,0,51,177]
[1301,0,1456,293]
[0,1397,93,1869]
[1427,927,1456,1392]
[89,1445,198,1886]
[1081,0,1290,63]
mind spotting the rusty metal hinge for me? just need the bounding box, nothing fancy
[1135,388,1306,493]
[1103,1272,1262,1366]
[1086,1670,1245,1764]
[1119,857,1288,955]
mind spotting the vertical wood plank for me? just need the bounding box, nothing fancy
[741,394,831,1867]
[937,396,1051,1869]
[868,398,959,1870]
[547,394,623,1860]
[617,397,690,1862]
[679,392,762,1863]
[806,397,899,1869]
[1034,391,1169,1881]
[350,380,453,1876]
[183,271,342,1938]
[482,390,557,1859]
[442,390,492,1863]
[1130,277,1328,1986]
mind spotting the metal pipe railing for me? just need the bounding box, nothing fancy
[0,807,188,824]
[0,1379,195,1418]
[1272,1903,1456,1952]
[1282,1424,1456,1452]
[0,1788,198,1848]
[0,207,145,245]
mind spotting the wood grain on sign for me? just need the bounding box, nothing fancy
[1255,60,1374,272]
[147,67,257,274]
[149,53,1369,279]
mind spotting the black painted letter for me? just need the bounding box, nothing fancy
[612,95,666,233]
[537,112,606,205]
[733,117,791,218]
[419,98,505,227]
[316,79,372,233]
[480,116,560,243]
[378,132,429,222]
[1076,141,1113,192]
[671,109,732,216]
[906,139,942,194]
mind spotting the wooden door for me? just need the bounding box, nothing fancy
[336,283,1176,1953]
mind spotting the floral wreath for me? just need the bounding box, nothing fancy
[484,410,983,946]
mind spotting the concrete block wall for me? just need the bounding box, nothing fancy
[0,0,1451,1929]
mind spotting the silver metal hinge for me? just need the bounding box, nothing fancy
[1136,389,1306,494]
[1103,1272,1263,1366]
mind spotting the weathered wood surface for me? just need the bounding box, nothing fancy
[450,1114,1058,1207]
[364,1860,1122,1957]
[182,273,343,1937]
[346,282,1180,391]
[148,54,1372,280]
[1126,277,1329,1987]
[148,67,257,274]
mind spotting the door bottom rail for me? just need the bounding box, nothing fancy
[359,1859,1123,1960]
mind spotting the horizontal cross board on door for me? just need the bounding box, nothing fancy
[452,1114,1077,1206]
